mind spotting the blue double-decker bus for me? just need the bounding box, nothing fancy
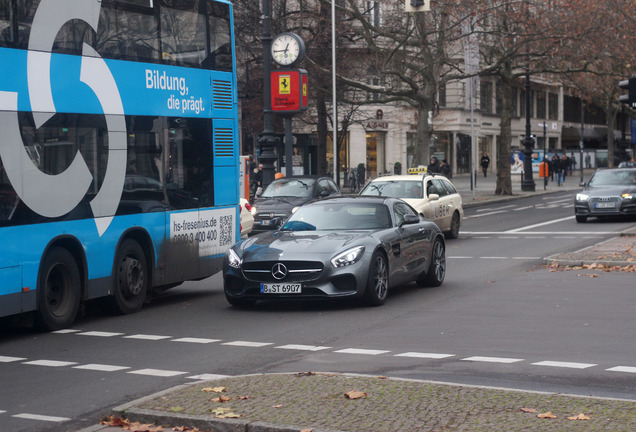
[0,0,239,330]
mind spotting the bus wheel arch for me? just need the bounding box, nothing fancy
[111,232,153,315]
[36,246,82,331]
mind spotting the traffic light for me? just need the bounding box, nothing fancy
[618,76,636,109]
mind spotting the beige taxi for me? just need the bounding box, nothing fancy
[359,174,463,238]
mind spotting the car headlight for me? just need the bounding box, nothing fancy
[331,246,365,268]
[227,248,242,269]
[621,193,633,199]
[251,206,257,216]
[576,193,589,201]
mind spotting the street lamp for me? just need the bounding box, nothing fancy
[258,0,279,191]
[521,69,536,191]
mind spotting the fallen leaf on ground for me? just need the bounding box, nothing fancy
[537,412,557,419]
[300,429,313,432]
[211,408,231,415]
[169,406,184,412]
[127,422,164,432]
[272,404,283,408]
[210,396,231,403]
[202,386,226,393]
[520,407,537,413]
[295,372,316,377]
[101,416,129,427]
[237,395,250,400]
[215,412,241,419]
[344,391,367,400]
[568,413,591,420]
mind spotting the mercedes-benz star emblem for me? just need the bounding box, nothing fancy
[271,263,287,280]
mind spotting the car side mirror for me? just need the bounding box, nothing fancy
[400,214,420,227]
[428,193,439,201]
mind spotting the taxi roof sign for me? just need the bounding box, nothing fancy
[407,166,427,174]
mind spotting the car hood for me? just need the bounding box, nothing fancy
[236,230,373,261]
[251,196,311,214]
[582,185,636,196]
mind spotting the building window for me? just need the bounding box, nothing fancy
[548,93,558,120]
[536,91,546,119]
[366,1,382,27]
[480,81,493,114]
[438,83,446,107]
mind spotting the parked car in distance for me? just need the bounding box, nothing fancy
[359,174,463,239]
[618,161,636,168]
[250,176,341,235]
[240,198,254,237]
[574,168,636,223]
[223,196,446,307]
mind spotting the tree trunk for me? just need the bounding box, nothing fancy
[495,75,513,195]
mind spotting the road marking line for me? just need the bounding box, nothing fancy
[479,257,508,259]
[23,360,77,367]
[13,413,70,422]
[0,410,6,414]
[123,334,172,341]
[127,368,188,377]
[462,231,613,235]
[222,341,273,347]
[172,337,221,344]
[464,210,508,219]
[276,344,331,351]
[505,216,574,232]
[606,366,636,374]
[498,236,519,239]
[511,257,542,260]
[51,329,81,334]
[73,364,131,372]
[77,331,124,337]
[187,374,231,380]
[395,352,454,359]
[0,356,26,362]
[334,348,390,355]
[462,356,524,364]
[448,256,473,259]
[532,361,596,369]
[513,206,534,211]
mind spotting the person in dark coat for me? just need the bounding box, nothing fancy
[427,156,440,174]
[439,159,452,178]
[552,155,563,186]
[480,152,490,177]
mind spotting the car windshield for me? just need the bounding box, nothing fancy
[281,202,392,231]
[359,180,423,199]
[588,170,636,187]
[261,178,315,198]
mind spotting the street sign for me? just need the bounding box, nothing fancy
[270,69,308,115]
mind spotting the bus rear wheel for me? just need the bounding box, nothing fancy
[37,247,81,331]
[112,239,148,315]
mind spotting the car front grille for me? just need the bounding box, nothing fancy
[589,196,621,212]
[242,261,324,283]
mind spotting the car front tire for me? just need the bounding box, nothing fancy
[365,251,388,306]
[575,215,587,223]
[417,237,446,287]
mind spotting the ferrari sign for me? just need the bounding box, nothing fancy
[271,69,308,114]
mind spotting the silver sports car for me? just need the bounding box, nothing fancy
[223,196,446,307]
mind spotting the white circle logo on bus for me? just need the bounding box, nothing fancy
[0,0,126,236]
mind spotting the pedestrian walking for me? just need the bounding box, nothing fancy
[562,154,570,182]
[480,152,490,177]
[553,155,563,186]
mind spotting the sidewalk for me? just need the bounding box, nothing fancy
[85,168,636,432]
[93,372,636,432]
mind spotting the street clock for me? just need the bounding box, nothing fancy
[271,32,305,67]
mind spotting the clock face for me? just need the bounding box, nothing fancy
[272,33,304,66]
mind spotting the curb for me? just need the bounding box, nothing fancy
[543,228,636,267]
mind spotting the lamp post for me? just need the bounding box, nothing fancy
[521,69,536,191]
[258,0,279,191]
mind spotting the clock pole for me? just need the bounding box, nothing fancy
[258,0,279,191]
